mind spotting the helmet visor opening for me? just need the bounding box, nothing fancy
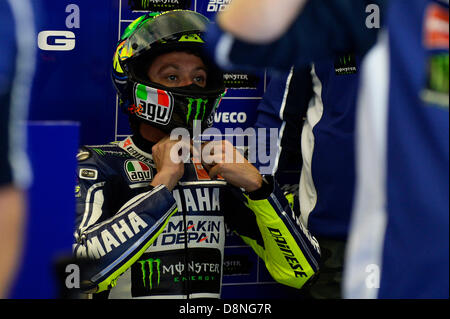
[127,44,226,98]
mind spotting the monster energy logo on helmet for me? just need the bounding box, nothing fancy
[186,98,208,128]
[138,258,161,290]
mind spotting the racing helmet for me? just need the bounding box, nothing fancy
[112,10,226,135]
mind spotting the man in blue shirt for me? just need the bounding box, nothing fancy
[206,0,448,298]
[0,0,37,298]
[344,0,448,298]
[253,59,360,298]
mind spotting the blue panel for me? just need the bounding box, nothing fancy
[9,122,79,299]
[29,1,118,146]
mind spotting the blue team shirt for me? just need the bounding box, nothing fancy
[306,60,359,240]
[206,0,448,298]
[0,1,18,186]
[380,0,448,298]
[254,61,359,240]
[0,0,37,188]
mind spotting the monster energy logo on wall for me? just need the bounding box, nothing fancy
[138,258,161,290]
[129,0,190,11]
[334,53,357,75]
[186,98,208,128]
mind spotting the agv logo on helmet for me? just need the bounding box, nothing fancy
[133,84,174,125]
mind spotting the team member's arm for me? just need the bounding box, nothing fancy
[217,0,308,44]
[203,141,320,288]
[0,0,36,298]
[206,0,385,70]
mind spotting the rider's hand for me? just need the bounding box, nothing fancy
[150,136,188,191]
[201,140,262,193]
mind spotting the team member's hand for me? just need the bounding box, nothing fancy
[201,140,262,192]
[151,136,188,191]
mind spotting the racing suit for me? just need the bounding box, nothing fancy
[73,134,320,299]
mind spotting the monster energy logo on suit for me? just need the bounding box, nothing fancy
[138,258,161,289]
[334,53,357,75]
[131,249,221,297]
[422,53,449,108]
[129,0,191,11]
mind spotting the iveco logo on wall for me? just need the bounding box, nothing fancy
[214,112,247,124]
[38,4,80,51]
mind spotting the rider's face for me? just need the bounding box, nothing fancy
[147,51,208,88]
